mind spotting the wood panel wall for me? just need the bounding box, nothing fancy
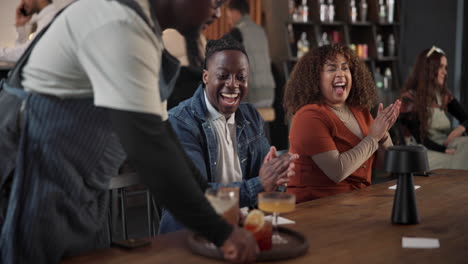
[203,0,263,40]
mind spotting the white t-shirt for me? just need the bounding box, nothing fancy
[204,91,243,184]
[22,0,167,119]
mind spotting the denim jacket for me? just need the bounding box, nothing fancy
[168,85,270,207]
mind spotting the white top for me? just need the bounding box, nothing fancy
[22,0,168,119]
[0,3,58,62]
[204,91,243,184]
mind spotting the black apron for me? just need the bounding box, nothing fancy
[0,0,180,263]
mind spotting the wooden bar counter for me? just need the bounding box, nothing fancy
[62,169,468,263]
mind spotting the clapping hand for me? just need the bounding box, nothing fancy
[369,99,401,142]
[259,146,298,192]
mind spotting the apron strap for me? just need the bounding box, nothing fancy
[5,2,75,90]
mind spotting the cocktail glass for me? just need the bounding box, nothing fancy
[205,187,240,226]
[258,192,296,244]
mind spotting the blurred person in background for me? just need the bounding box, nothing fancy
[225,0,275,108]
[399,46,468,170]
[0,0,60,62]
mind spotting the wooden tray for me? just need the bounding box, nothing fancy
[187,227,308,261]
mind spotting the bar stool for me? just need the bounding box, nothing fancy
[108,172,157,242]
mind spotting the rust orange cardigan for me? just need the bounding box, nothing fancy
[287,104,375,203]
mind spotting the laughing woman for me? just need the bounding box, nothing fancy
[283,44,401,203]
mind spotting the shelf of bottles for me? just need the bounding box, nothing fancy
[285,0,400,101]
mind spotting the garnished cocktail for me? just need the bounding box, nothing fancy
[258,192,296,244]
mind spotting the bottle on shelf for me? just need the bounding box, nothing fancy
[387,34,395,57]
[288,0,296,20]
[376,34,384,58]
[287,24,295,44]
[383,67,392,91]
[378,0,387,24]
[350,0,358,23]
[319,0,328,22]
[302,0,309,22]
[328,0,335,22]
[350,44,356,54]
[319,32,330,47]
[297,32,310,58]
[362,44,368,59]
[331,31,340,44]
[359,0,368,22]
[387,0,395,23]
[374,67,384,90]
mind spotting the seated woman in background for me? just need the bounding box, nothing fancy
[283,44,400,203]
[399,46,468,170]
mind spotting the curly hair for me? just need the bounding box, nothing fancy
[204,35,248,70]
[283,44,376,119]
[402,48,449,140]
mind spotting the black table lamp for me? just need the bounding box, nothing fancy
[384,145,429,224]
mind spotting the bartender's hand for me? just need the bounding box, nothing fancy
[259,147,298,192]
[16,1,32,26]
[221,226,258,263]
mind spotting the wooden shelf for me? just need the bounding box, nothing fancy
[349,22,373,27]
[287,20,314,26]
[284,0,402,99]
[320,21,345,26]
[376,56,398,61]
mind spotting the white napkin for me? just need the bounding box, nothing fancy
[264,215,296,225]
[389,184,420,190]
[402,237,440,248]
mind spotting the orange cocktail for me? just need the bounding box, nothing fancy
[257,199,295,214]
[243,210,272,251]
[258,192,296,244]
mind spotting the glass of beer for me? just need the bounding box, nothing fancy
[205,187,239,226]
[258,192,296,244]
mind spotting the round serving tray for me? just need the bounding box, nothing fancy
[187,227,309,261]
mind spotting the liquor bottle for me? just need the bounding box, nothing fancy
[359,0,368,22]
[318,32,330,47]
[328,0,335,22]
[319,0,328,22]
[383,67,392,91]
[350,0,358,23]
[288,0,296,20]
[297,32,310,58]
[374,67,384,90]
[376,34,384,58]
[301,0,309,22]
[378,0,387,24]
[387,0,395,23]
[387,34,395,57]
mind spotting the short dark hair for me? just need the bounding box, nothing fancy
[228,0,250,15]
[204,35,249,69]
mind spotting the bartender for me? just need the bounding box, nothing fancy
[0,0,257,263]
